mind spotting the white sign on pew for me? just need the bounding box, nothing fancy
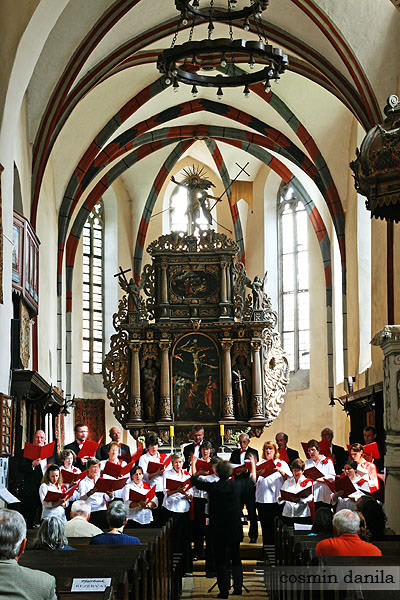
[71,578,112,592]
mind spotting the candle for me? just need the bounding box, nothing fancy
[170,425,175,438]
[220,424,224,436]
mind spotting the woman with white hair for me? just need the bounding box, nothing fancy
[32,516,75,550]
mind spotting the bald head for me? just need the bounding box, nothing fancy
[33,430,46,446]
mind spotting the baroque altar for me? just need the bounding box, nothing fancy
[103,229,289,448]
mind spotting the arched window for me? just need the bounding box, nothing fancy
[278,183,310,372]
[82,200,104,374]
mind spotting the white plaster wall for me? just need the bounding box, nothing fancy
[36,154,58,382]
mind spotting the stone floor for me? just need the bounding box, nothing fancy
[181,526,269,600]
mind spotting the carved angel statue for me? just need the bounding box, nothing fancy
[171,165,220,235]
[263,332,290,425]
[246,271,268,315]
[116,268,147,321]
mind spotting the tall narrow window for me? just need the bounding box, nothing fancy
[278,183,310,371]
[82,200,104,374]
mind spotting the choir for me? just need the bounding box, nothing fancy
[15,423,385,568]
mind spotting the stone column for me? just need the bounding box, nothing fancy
[371,325,400,533]
[160,263,168,304]
[158,263,169,320]
[226,263,231,304]
[220,262,227,304]
[129,342,142,422]
[159,340,172,421]
[221,340,234,419]
[250,340,264,420]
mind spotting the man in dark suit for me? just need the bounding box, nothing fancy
[64,423,90,470]
[0,508,57,599]
[98,426,131,462]
[18,430,55,528]
[183,425,205,469]
[363,425,384,473]
[191,456,256,599]
[275,432,299,464]
[230,433,259,543]
[321,427,348,474]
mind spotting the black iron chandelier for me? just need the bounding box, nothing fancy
[157,0,288,98]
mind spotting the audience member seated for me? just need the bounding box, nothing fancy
[316,509,382,556]
[0,508,57,600]
[356,496,391,540]
[90,501,140,545]
[64,500,103,538]
[31,516,75,550]
[308,507,333,538]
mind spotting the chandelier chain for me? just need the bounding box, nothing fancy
[208,0,214,40]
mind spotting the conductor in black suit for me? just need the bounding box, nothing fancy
[18,430,55,528]
[64,423,90,471]
[275,432,299,464]
[230,433,259,543]
[191,456,257,599]
[183,425,205,469]
[98,426,131,462]
[320,427,348,474]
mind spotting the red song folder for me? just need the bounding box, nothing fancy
[256,460,276,478]
[147,454,172,474]
[165,477,191,492]
[77,440,100,459]
[231,460,252,475]
[278,448,290,463]
[301,442,310,459]
[93,476,129,493]
[280,486,312,502]
[60,469,87,484]
[24,441,55,461]
[363,442,380,460]
[129,485,156,503]
[303,466,324,481]
[102,461,125,479]
[334,475,356,497]
[318,439,332,457]
[195,459,213,474]
[43,482,79,503]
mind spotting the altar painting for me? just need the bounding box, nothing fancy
[172,333,220,420]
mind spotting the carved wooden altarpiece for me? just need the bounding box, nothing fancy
[103,230,289,448]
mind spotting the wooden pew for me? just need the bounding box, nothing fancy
[57,582,114,600]
[20,546,148,600]
[316,556,400,600]
[25,522,175,600]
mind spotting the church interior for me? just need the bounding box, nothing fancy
[1,0,400,544]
